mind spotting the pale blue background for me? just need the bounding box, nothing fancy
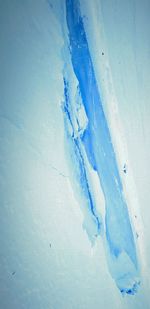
[0,1,150,308]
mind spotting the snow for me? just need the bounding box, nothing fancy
[0,0,150,308]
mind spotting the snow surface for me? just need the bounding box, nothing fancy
[0,0,150,308]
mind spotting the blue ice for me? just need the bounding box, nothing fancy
[62,0,140,294]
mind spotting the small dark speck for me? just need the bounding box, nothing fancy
[136,233,139,238]
[135,215,137,219]
[127,289,132,295]
[102,52,104,55]
[12,271,16,276]
[123,164,127,173]
[49,243,51,248]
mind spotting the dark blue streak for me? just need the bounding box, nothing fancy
[64,0,140,294]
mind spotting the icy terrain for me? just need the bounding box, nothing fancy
[0,0,150,308]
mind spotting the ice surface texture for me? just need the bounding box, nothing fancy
[62,0,140,295]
